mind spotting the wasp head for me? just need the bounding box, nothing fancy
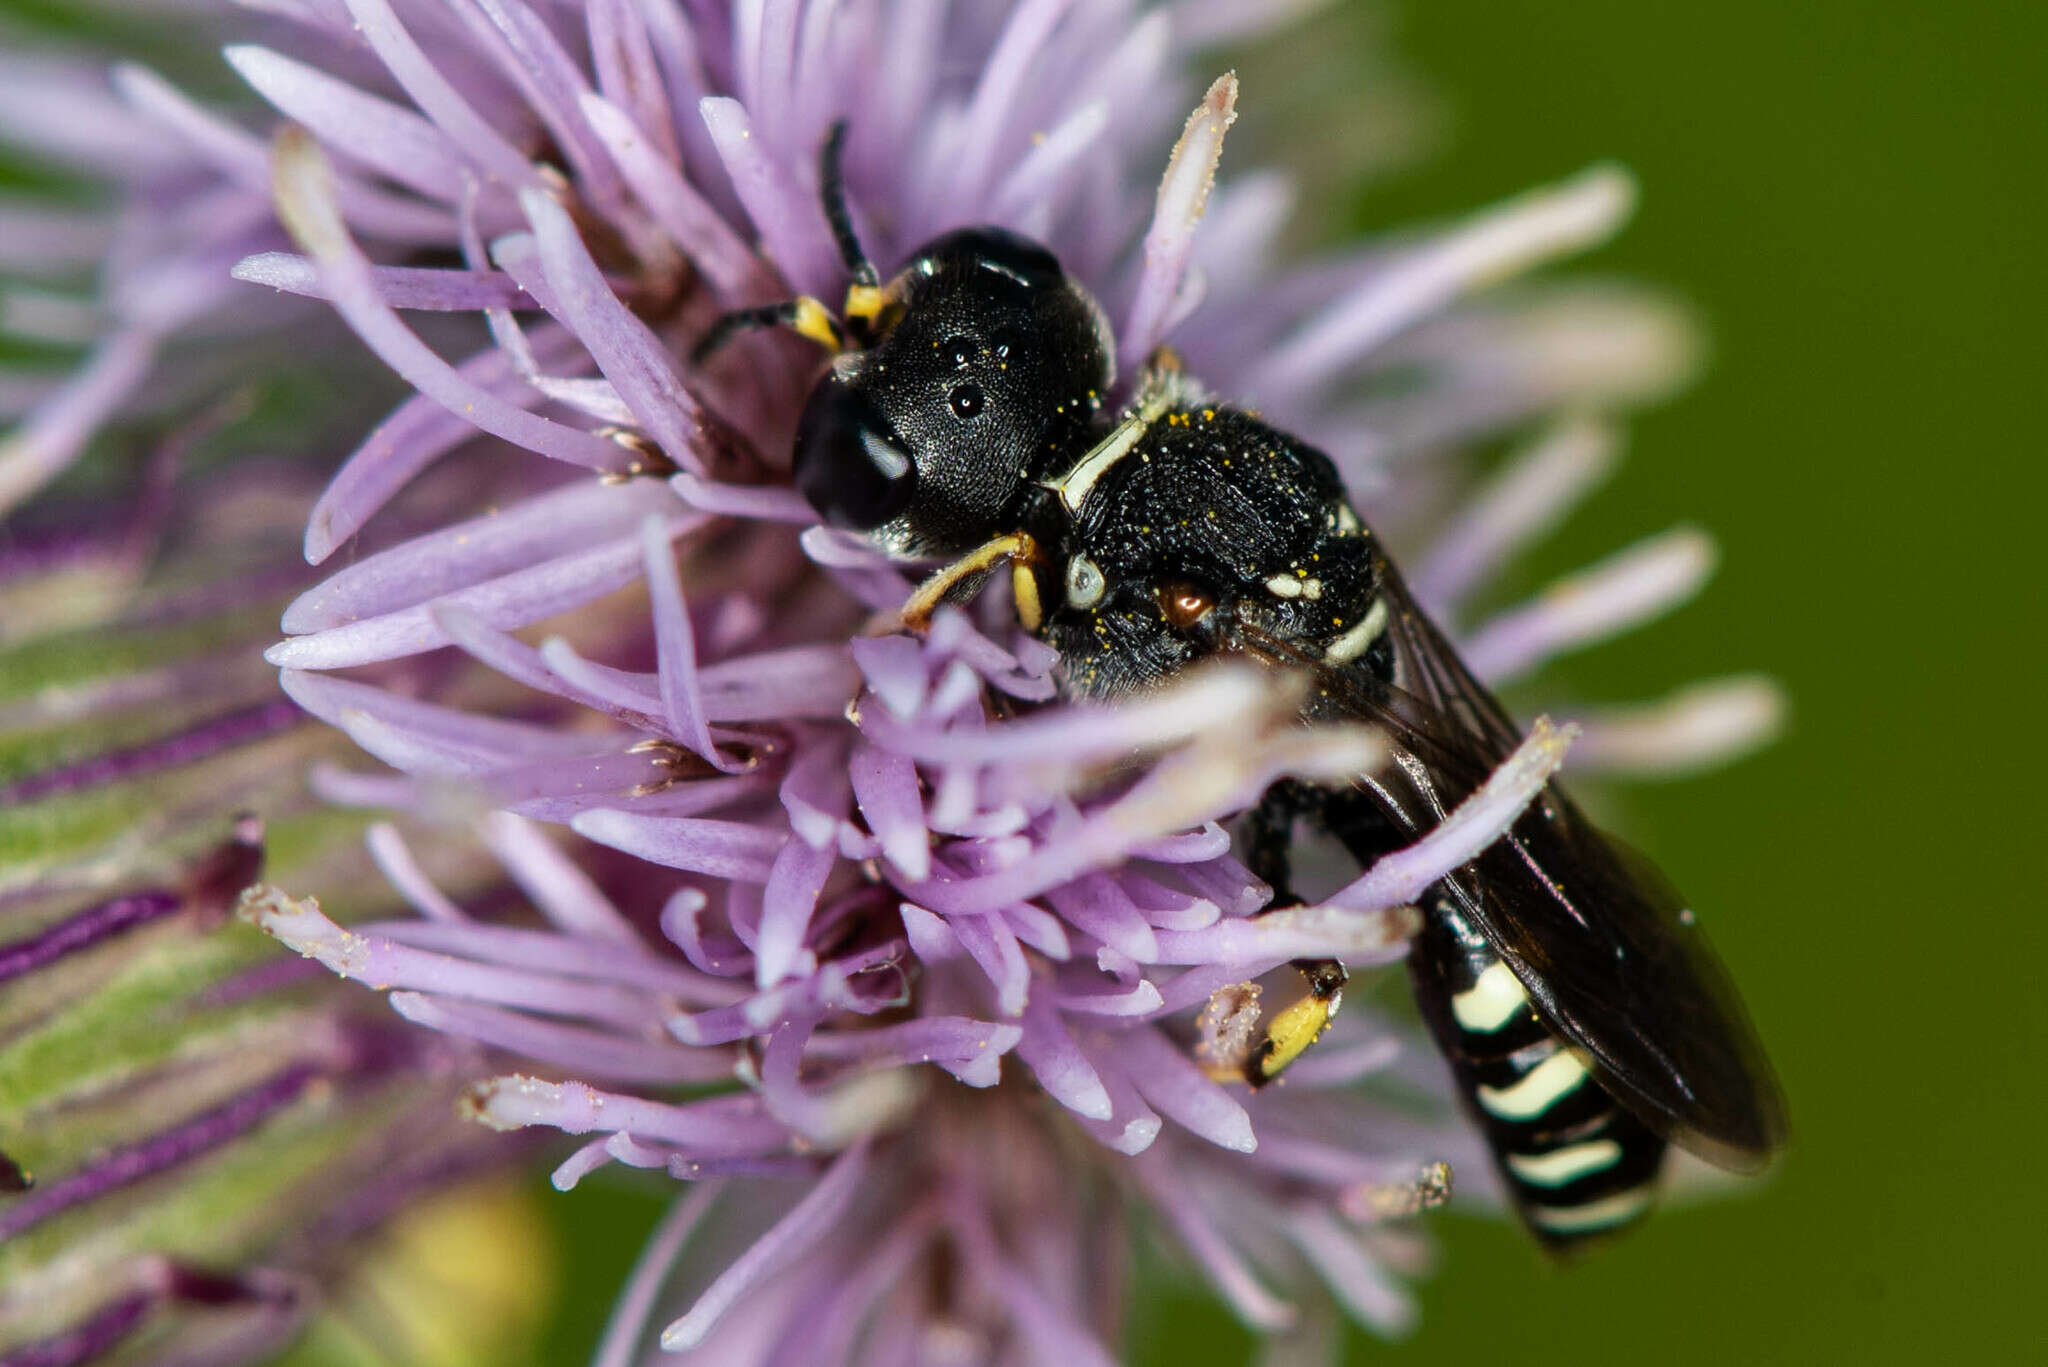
[793,227,1113,557]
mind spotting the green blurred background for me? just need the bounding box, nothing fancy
[1290,2,2038,1362]
[541,4,2047,1364]
[6,0,2042,1362]
[1365,3,2044,1363]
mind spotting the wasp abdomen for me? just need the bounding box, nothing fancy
[1409,901,1668,1248]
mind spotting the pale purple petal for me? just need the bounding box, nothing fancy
[1046,875,1160,963]
[591,1185,725,1367]
[585,0,679,167]
[755,835,835,987]
[271,130,627,474]
[391,991,729,1084]
[521,186,708,472]
[660,1139,873,1351]
[358,921,735,1001]
[364,822,471,924]
[303,325,586,561]
[278,669,608,772]
[1152,903,1420,966]
[1247,166,1637,402]
[1017,991,1114,1120]
[946,0,1075,212]
[848,746,931,882]
[702,645,861,722]
[285,477,675,631]
[0,53,182,176]
[1112,1026,1255,1152]
[668,939,910,1043]
[551,1138,619,1192]
[800,1016,1022,1074]
[1284,1204,1417,1336]
[988,98,1110,225]
[114,60,450,242]
[951,909,1030,1017]
[468,0,630,215]
[1070,1043,1162,1155]
[267,515,693,669]
[0,327,156,514]
[231,251,533,311]
[1566,675,1786,777]
[1459,527,1716,684]
[573,809,788,881]
[1002,900,1073,960]
[1131,1149,1298,1331]
[477,810,643,946]
[1120,73,1236,373]
[1053,973,1165,1018]
[467,1076,791,1155]
[224,45,467,203]
[1331,718,1575,911]
[339,0,542,189]
[238,885,658,1027]
[950,1199,1121,1367]
[578,89,759,302]
[670,471,818,522]
[699,95,839,297]
[1408,415,1618,616]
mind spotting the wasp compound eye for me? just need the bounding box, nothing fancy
[793,375,917,531]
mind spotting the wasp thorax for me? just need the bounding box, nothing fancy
[791,226,1113,558]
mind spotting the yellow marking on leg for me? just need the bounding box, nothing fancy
[1011,562,1044,633]
[1504,1139,1623,1188]
[843,282,885,326]
[1524,1185,1654,1235]
[1450,961,1529,1032]
[789,296,845,350]
[896,532,1041,633]
[1247,988,1343,1085]
[1475,1049,1589,1121]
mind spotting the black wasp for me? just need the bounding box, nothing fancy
[700,125,1787,1248]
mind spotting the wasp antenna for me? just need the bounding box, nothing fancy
[821,120,878,289]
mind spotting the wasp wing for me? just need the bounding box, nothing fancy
[1225,562,1787,1171]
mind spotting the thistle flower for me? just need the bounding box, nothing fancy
[3,2,1786,1364]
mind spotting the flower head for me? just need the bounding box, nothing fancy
[4,2,1784,1363]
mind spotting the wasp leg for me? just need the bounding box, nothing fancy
[1242,781,1351,1088]
[893,531,1046,634]
[1245,778,1316,904]
[1244,957,1349,1089]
